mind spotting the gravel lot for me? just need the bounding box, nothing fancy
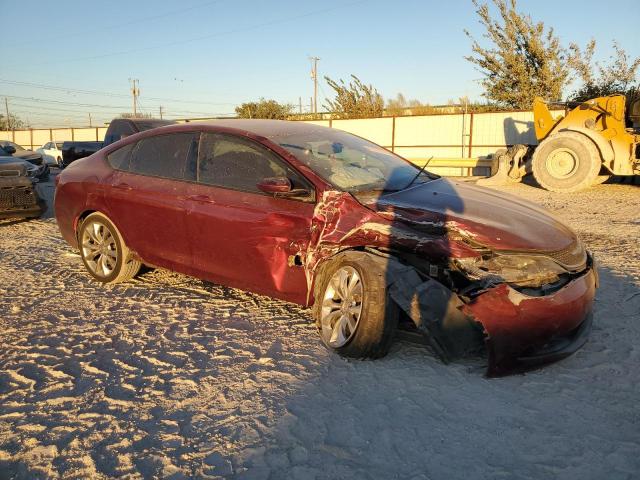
[0,173,639,479]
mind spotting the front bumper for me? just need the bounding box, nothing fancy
[463,267,597,376]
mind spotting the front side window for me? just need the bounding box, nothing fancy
[129,133,198,180]
[197,133,306,194]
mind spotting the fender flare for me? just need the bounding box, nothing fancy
[555,127,614,163]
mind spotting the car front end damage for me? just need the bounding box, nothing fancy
[303,183,597,376]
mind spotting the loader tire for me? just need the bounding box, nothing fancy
[532,132,602,193]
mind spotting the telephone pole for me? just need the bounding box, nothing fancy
[4,97,11,130]
[309,56,320,114]
[159,106,164,119]
[88,113,92,127]
[129,78,140,117]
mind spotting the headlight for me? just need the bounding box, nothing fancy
[455,254,568,287]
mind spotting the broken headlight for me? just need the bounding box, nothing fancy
[455,255,568,287]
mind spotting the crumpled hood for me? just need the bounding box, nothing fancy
[360,178,577,252]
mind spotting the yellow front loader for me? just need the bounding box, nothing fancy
[480,95,640,192]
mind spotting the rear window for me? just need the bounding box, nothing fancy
[129,133,198,180]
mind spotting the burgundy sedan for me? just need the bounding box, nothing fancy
[55,120,597,375]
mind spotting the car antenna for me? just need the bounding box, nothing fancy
[402,156,433,190]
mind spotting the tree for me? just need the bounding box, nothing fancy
[119,112,155,119]
[0,113,27,130]
[568,40,640,102]
[465,0,569,108]
[324,75,384,119]
[385,93,433,116]
[235,98,293,119]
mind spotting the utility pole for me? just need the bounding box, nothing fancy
[309,56,320,114]
[159,105,164,119]
[129,78,140,117]
[88,113,92,127]
[5,97,11,130]
[299,97,302,114]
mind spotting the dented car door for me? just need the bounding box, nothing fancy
[186,132,315,303]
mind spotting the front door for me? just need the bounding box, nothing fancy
[185,132,315,303]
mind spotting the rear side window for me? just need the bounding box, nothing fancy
[198,133,305,193]
[107,143,135,170]
[129,133,198,180]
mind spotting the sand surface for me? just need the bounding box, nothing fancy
[1,175,639,479]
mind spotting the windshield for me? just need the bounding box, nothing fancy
[278,129,434,192]
[1,141,25,151]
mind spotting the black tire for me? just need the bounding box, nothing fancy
[313,251,399,359]
[78,212,141,283]
[56,157,62,167]
[532,131,602,192]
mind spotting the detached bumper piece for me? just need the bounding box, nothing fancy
[381,254,596,377]
[0,176,44,219]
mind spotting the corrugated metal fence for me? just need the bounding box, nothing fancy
[0,110,560,176]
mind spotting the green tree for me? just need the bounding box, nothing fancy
[465,0,569,108]
[324,75,384,119]
[568,40,640,102]
[235,98,293,119]
[0,113,27,130]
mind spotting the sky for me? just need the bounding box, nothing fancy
[1,0,639,127]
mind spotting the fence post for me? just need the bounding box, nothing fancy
[468,113,474,158]
[391,116,396,152]
[71,128,75,141]
[29,129,33,150]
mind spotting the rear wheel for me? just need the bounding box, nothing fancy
[532,132,602,192]
[313,251,398,359]
[78,212,141,283]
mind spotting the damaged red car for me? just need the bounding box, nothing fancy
[54,120,597,375]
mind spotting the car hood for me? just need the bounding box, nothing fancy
[13,151,41,161]
[358,178,577,252]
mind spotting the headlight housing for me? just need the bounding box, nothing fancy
[455,254,568,287]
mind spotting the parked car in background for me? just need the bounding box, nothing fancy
[36,141,65,167]
[60,118,176,167]
[0,141,49,180]
[55,120,597,376]
[0,155,44,219]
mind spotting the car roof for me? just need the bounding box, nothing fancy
[158,119,334,140]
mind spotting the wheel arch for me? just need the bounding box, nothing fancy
[555,127,613,167]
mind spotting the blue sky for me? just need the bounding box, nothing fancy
[2,0,639,127]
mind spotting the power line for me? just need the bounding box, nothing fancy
[0,79,239,106]
[4,0,225,48]
[44,1,367,65]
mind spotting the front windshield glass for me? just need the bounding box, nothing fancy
[278,129,434,192]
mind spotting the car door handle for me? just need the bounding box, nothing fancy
[187,194,215,204]
[113,182,132,191]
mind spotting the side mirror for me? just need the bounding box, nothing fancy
[4,145,16,155]
[257,176,292,194]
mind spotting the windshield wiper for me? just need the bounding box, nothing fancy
[401,156,433,190]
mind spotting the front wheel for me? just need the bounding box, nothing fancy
[313,251,398,359]
[78,212,141,283]
[532,132,602,192]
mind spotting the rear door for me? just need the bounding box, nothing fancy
[104,132,199,272]
[185,132,315,303]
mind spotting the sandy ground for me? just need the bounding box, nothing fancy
[0,173,639,479]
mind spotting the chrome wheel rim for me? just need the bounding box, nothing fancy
[320,266,363,348]
[81,220,118,278]
[546,147,578,178]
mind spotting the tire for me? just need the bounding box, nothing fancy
[313,251,399,359]
[532,132,602,192]
[56,157,62,167]
[78,212,141,283]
